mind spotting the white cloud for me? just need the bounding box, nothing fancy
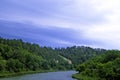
[77,0,120,49]
[1,0,120,49]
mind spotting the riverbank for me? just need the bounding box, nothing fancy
[0,71,76,80]
[72,73,100,80]
[0,70,56,78]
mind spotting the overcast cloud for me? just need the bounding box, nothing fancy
[0,0,120,49]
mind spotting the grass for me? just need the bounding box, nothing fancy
[72,73,102,80]
[0,69,55,78]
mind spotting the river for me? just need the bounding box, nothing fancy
[0,71,77,80]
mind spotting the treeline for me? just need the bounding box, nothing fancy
[0,37,105,77]
[73,50,120,80]
[56,46,105,67]
[0,37,71,76]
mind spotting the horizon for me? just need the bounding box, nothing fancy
[0,35,114,51]
[0,0,120,49]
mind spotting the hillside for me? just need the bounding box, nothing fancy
[56,46,105,67]
[0,37,105,77]
[0,37,71,77]
[59,55,72,64]
[73,50,120,80]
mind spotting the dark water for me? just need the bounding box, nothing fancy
[0,71,77,80]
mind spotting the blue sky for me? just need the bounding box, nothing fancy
[0,0,120,49]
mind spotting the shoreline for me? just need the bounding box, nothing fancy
[0,70,55,78]
[0,70,75,78]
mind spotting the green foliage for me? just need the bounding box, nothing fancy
[0,37,106,77]
[75,50,120,80]
[0,60,6,72]
[72,73,101,80]
[0,37,74,74]
[56,46,105,67]
[6,59,24,72]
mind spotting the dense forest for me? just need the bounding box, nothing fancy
[0,37,71,77]
[73,50,120,80]
[0,37,105,77]
[56,46,105,67]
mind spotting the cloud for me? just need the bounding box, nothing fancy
[0,20,91,47]
[1,0,120,49]
[0,0,105,29]
[78,0,120,49]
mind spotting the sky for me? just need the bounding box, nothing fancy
[0,0,120,49]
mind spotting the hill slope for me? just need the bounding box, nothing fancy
[73,50,120,80]
[0,37,106,77]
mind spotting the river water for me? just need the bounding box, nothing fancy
[0,71,77,80]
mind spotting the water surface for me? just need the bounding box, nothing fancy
[0,71,77,80]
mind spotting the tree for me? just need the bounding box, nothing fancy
[0,60,6,72]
